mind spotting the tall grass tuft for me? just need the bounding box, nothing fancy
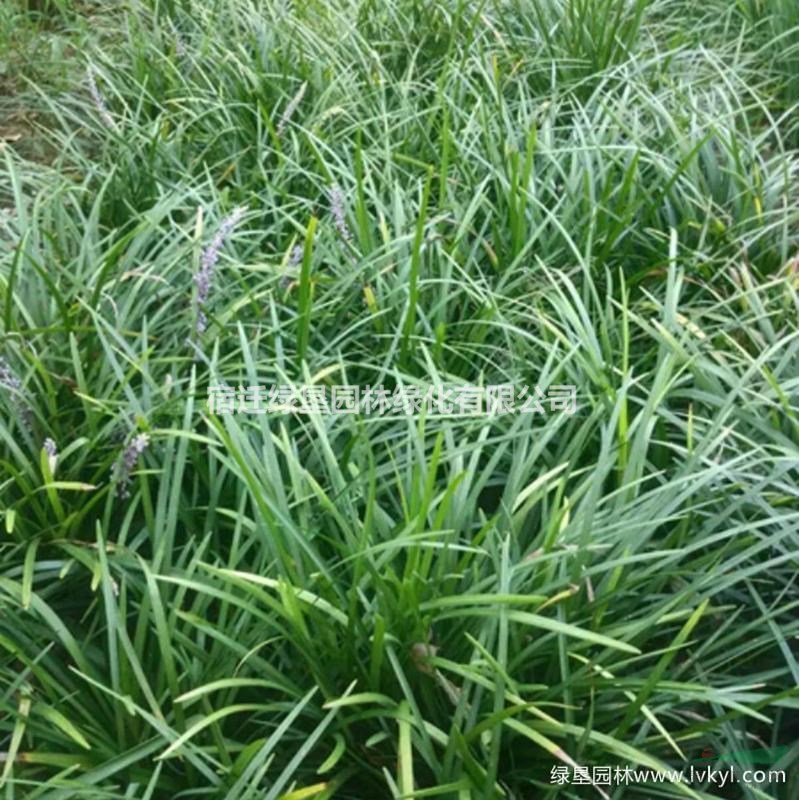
[0,0,798,797]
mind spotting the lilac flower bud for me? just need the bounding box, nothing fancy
[43,438,58,473]
[280,244,305,290]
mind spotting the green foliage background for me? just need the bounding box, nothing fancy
[0,0,798,797]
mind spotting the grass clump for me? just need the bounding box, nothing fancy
[0,0,798,798]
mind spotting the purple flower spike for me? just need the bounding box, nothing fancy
[193,206,246,334]
[0,356,33,430]
[86,67,116,130]
[277,81,307,137]
[328,184,352,243]
[0,357,21,392]
[114,433,150,499]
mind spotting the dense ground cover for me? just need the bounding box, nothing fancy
[1,0,798,797]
